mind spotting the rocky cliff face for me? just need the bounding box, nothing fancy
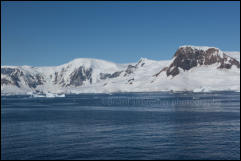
[155,46,240,77]
[68,67,93,86]
[1,67,45,88]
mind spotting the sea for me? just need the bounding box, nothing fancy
[1,91,240,160]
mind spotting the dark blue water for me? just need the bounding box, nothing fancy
[1,92,240,160]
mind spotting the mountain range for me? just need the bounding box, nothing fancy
[1,45,240,96]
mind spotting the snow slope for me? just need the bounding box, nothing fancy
[225,51,240,62]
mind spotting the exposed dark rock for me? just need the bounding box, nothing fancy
[1,78,12,86]
[1,68,16,75]
[124,65,136,76]
[100,73,111,80]
[128,78,134,84]
[1,67,46,88]
[25,74,44,88]
[53,69,67,86]
[123,59,147,76]
[136,59,146,67]
[1,68,22,87]
[128,78,134,82]
[10,73,21,87]
[128,78,135,84]
[100,71,123,80]
[153,67,168,77]
[67,67,93,86]
[155,46,240,77]
[54,72,58,84]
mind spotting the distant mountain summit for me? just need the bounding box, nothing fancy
[155,46,240,77]
[1,46,240,95]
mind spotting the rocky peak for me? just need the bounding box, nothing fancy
[123,58,148,76]
[155,46,240,77]
[135,58,147,67]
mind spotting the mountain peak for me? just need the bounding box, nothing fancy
[177,45,224,58]
[64,58,114,67]
[179,45,220,51]
[155,45,240,77]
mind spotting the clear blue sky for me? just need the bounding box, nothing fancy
[1,1,240,66]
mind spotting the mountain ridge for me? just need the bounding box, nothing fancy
[1,46,240,95]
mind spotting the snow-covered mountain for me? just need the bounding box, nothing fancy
[1,46,240,95]
[225,51,240,62]
[155,46,240,77]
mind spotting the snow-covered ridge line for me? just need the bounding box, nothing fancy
[225,51,240,62]
[1,46,240,95]
[179,45,220,51]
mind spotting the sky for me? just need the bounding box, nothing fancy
[1,1,240,66]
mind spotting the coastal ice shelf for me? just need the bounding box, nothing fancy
[1,45,240,95]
